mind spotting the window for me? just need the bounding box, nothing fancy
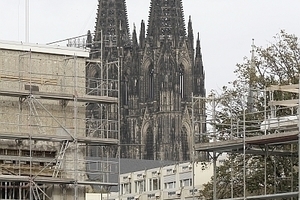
[149,68,154,99]
[149,178,160,191]
[179,65,184,98]
[123,78,128,105]
[164,181,176,189]
[134,79,139,94]
[135,180,145,194]
[121,183,131,194]
[180,178,193,187]
[153,178,159,190]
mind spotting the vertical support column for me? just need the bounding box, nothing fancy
[191,93,200,200]
[230,98,234,198]
[100,30,103,96]
[270,91,275,118]
[213,152,217,200]
[264,89,267,136]
[298,76,300,200]
[25,0,29,42]
[211,96,217,200]
[264,146,268,195]
[290,144,294,196]
[28,50,33,200]
[243,108,246,200]
[73,55,78,200]
[118,47,122,200]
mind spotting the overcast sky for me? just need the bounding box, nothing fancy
[1,0,300,93]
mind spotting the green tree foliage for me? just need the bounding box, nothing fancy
[199,30,300,199]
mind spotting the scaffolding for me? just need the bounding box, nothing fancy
[194,84,300,199]
[0,40,120,200]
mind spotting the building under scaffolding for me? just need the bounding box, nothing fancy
[0,40,119,200]
[195,84,300,199]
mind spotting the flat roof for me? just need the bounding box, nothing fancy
[195,131,298,153]
[0,40,89,58]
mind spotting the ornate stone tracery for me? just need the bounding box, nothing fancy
[89,0,206,161]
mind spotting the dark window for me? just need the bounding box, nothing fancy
[149,68,154,99]
[179,65,184,98]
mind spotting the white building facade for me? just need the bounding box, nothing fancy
[86,159,226,200]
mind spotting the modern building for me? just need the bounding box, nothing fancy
[116,162,212,200]
[88,0,206,162]
[85,157,228,200]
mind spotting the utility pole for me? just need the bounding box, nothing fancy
[212,95,217,200]
[25,0,29,42]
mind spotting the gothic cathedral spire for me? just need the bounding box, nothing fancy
[195,33,205,97]
[92,0,131,60]
[90,0,206,162]
[147,0,186,47]
[123,0,206,161]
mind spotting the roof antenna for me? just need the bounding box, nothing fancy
[25,0,29,42]
[247,39,255,112]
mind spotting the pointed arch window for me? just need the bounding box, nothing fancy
[122,76,128,105]
[134,79,139,94]
[145,126,154,160]
[149,68,154,99]
[179,65,184,98]
[181,125,189,160]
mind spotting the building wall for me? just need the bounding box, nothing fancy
[101,161,218,200]
[0,41,89,200]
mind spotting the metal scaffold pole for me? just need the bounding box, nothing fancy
[73,55,78,200]
[25,0,29,43]
[243,108,246,200]
[212,95,217,200]
[298,75,300,200]
[191,93,195,200]
[118,46,122,200]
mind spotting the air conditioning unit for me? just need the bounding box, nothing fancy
[176,190,181,196]
[188,164,192,170]
[128,175,131,179]
[155,192,160,197]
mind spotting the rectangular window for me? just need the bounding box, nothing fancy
[180,179,192,187]
[121,183,131,194]
[153,178,159,190]
[165,181,176,189]
[135,180,145,194]
[149,179,152,191]
[150,178,160,191]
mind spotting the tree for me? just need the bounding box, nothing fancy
[199,30,300,199]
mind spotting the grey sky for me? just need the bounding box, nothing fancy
[1,0,300,93]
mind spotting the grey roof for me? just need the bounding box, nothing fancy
[117,158,176,174]
[86,157,176,192]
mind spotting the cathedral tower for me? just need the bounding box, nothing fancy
[86,0,132,158]
[122,0,206,161]
[89,0,206,161]
[92,0,130,60]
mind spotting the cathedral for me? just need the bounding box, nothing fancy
[87,0,206,161]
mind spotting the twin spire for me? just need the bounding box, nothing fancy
[94,0,195,46]
[147,0,186,37]
[94,0,130,47]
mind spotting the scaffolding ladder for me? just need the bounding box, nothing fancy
[53,140,70,178]
[32,185,41,200]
